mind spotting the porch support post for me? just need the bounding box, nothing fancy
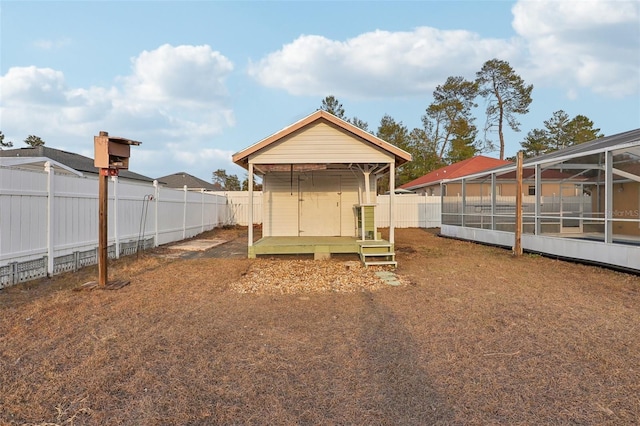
[248,162,254,253]
[389,161,395,244]
[363,167,371,204]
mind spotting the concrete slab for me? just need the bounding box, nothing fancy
[375,271,402,286]
[169,239,228,252]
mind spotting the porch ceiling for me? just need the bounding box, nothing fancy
[252,162,390,177]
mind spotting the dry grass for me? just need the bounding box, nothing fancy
[1,227,638,425]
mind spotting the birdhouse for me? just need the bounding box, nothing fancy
[94,131,141,170]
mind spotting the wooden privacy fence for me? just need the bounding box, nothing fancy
[0,165,230,287]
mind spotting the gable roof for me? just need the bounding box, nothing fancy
[157,172,221,190]
[0,146,155,182]
[400,156,512,190]
[232,110,412,168]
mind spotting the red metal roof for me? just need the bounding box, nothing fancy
[400,156,512,190]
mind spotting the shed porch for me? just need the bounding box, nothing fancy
[249,236,396,266]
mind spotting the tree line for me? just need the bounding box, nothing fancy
[319,58,602,187]
[0,132,45,149]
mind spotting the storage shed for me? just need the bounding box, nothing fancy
[440,128,640,272]
[232,110,412,266]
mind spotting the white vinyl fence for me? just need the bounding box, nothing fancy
[210,191,263,226]
[376,194,441,228]
[1,165,230,287]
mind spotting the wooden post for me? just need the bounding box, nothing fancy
[92,130,141,290]
[98,169,109,286]
[514,151,523,256]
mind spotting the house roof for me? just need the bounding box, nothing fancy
[400,156,512,190]
[232,110,412,168]
[157,172,221,191]
[0,146,155,182]
[0,157,84,176]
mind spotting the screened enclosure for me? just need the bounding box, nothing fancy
[441,129,640,272]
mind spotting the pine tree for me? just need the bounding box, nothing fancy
[476,59,533,160]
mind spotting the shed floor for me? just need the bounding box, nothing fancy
[249,236,392,258]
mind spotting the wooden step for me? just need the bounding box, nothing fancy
[361,252,395,257]
[359,244,396,267]
[363,260,398,267]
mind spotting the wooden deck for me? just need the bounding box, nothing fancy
[248,236,392,259]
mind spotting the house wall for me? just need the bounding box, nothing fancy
[442,181,577,197]
[592,181,640,237]
[614,182,640,236]
[262,170,369,237]
[249,121,393,164]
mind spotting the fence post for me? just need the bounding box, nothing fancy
[44,161,55,276]
[112,175,120,258]
[153,180,159,247]
[201,189,205,233]
[11,262,17,285]
[183,185,187,239]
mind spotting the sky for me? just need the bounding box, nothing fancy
[1,0,639,184]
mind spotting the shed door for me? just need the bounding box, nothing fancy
[299,174,341,236]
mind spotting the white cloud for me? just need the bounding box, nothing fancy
[33,37,71,50]
[512,0,639,97]
[0,45,236,178]
[248,2,638,101]
[248,28,520,98]
[0,66,68,104]
[123,44,234,106]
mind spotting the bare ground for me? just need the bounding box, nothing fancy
[0,227,638,425]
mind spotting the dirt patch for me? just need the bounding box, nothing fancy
[1,226,638,425]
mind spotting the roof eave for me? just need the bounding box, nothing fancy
[232,110,412,168]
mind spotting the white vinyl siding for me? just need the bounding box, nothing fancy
[250,122,393,164]
[339,172,361,237]
[262,172,299,237]
[262,171,367,237]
